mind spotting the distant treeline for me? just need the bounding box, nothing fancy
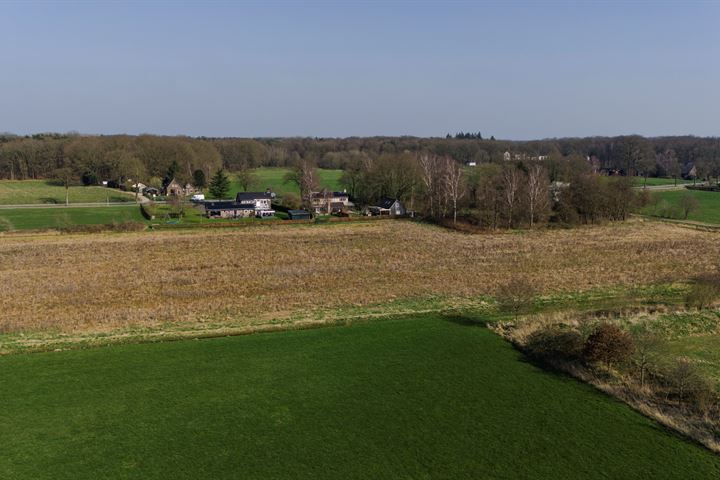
[1,133,719,185]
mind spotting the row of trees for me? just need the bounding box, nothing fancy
[333,151,639,229]
[0,134,221,188]
[2,133,720,185]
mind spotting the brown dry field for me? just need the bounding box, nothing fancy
[0,220,718,335]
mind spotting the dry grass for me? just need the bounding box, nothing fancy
[1,220,719,335]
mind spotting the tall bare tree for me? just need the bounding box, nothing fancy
[285,159,319,209]
[443,157,465,224]
[419,153,442,219]
[527,164,548,228]
[502,166,522,228]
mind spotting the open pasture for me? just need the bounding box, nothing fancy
[642,189,720,224]
[1,316,717,479]
[0,220,718,336]
[0,179,134,205]
[0,205,144,231]
[228,167,343,197]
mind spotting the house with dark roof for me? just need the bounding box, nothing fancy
[367,198,406,217]
[236,191,274,210]
[310,190,350,214]
[204,201,256,219]
[204,191,276,219]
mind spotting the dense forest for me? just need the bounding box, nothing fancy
[1,133,719,187]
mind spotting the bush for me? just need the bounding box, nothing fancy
[279,192,302,210]
[0,217,14,232]
[496,278,536,319]
[679,192,700,219]
[686,273,720,309]
[653,357,719,413]
[525,325,584,360]
[582,323,635,368]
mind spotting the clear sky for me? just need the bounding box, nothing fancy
[1,1,719,139]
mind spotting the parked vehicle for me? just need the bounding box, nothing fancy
[190,194,205,202]
[256,210,275,218]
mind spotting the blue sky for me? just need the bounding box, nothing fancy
[1,1,719,139]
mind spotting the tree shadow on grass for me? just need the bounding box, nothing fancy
[440,314,489,328]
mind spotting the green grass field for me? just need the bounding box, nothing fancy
[0,180,134,205]
[227,167,343,198]
[1,316,717,479]
[641,189,720,224]
[633,177,692,187]
[662,335,720,383]
[624,311,720,387]
[0,205,144,231]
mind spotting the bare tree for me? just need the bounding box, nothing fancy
[633,330,660,388]
[527,164,548,228]
[442,157,464,224]
[285,159,319,210]
[502,166,522,228]
[419,153,441,219]
[53,167,74,206]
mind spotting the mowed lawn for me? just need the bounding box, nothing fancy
[642,189,720,224]
[0,180,134,205]
[228,167,343,198]
[633,177,691,187]
[0,317,718,479]
[0,205,144,231]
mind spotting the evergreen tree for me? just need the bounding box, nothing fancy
[209,169,230,199]
[193,169,207,188]
[163,160,180,187]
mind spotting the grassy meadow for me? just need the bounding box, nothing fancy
[0,179,134,205]
[642,189,720,224]
[627,311,720,384]
[1,315,718,480]
[0,205,145,231]
[633,177,692,187]
[227,167,343,198]
[1,220,718,338]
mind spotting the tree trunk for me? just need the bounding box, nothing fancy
[65,185,69,206]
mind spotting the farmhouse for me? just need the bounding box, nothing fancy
[204,191,276,219]
[204,201,256,218]
[163,178,197,197]
[236,191,274,210]
[310,190,350,214]
[367,198,406,216]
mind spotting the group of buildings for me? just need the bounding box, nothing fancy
[202,188,406,220]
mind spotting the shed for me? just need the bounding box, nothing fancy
[288,209,312,220]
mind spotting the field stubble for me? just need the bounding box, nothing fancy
[0,220,718,337]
